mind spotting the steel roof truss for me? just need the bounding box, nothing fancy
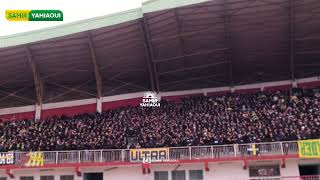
[25,46,43,105]
[87,32,103,98]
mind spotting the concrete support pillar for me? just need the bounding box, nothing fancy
[292,80,297,88]
[231,87,235,93]
[97,98,102,113]
[156,92,161,101]
[202,89,208,96]
[35,104,42,120]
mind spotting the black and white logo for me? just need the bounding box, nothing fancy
[140,91,160,107]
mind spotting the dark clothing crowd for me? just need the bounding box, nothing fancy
[0,88,319,152]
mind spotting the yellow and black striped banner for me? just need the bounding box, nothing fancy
[298,139,320,158]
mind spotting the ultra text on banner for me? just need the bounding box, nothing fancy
[130,148,169,163]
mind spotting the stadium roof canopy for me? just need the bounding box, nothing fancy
[0,0,319,108]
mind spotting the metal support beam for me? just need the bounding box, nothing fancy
[48,82,97,97]
[25,46,43,105]
[162,74,221,87]
[174,8,187,61]
[0,88,34,104]
[44,79,93,103]
[87,32,103,98]
[289,0,295,80]
[142,16,160,92]
[223,0,234,86]
[154,48,228,63]
[159,61,228,76]
[140,20,156,92]
[0,87,30,103]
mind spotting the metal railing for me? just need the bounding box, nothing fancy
[215,176,320,180]
[248,175,320,180]
[281,175,320,180]
[11,141,299,166]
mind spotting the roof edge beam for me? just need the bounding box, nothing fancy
[25,46,43,105]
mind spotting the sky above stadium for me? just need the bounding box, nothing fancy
[0,0,149,36]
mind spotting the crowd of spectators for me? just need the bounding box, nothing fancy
[0,88,319,152]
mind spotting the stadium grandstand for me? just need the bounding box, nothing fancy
[0,0,320,179]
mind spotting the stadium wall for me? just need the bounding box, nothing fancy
[0,159,305,180]
[0,76,319,120]
[0,105,35,121]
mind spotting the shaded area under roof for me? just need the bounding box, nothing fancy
[0,0,319,108]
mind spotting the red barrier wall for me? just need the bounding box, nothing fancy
[102,98,142,111]
[264,84,292,91]
[162,93,203,102]
[207,91,229,96]
[235,88,261,93]
[162,96,183,102]
[298,81,320,89]
[0,111,35,121]
[41,104,96,119]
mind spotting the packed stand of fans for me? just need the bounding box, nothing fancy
[0,88,319,151]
